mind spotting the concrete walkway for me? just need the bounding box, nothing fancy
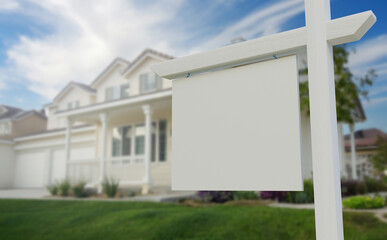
[269,202,387,223]
[0,189,49,199]
[0,188,196,203]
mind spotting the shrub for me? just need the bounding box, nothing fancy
[46,182,59,196]
[197,191,233,203]
[58,179,71,197]
[72,181,88,198]
[262,179,314,203]
[102,177,119,198]
[343,196,385,209]
[286,179,315,203]
[232,191,258,200]
[260,191,288,202]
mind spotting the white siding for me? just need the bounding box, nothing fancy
[94,64,127,103]
[51,149,65,183]
[125,57,171,97]
[0,142,15,189]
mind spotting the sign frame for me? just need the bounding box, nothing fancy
[151,3,376,239]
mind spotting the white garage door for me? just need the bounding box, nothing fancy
[51,149,65,183]
[14,151,46,188]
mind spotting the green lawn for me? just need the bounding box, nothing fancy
[0,200,386,240]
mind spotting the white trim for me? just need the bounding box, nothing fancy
[123,52,170,77]
[14,125,96,142]
[54,83,96,104]
[0,139,14,144]
[151,11,376,79]
[55,89,172,118]
[14,136,95,150]
[91,59,129,88]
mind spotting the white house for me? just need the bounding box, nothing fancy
[0,48,362,194]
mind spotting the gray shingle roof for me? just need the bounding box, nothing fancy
[71,82,96,94]
[122,48,174,74]
[0,105,23,120]
[0,105,46,121]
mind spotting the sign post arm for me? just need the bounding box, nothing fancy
[304,0,344,239]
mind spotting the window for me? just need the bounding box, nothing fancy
[111,120,167,162]
[135,124,145,155]
[111,126,132,156]
[158,120,167,161]
[105,83,130,101]
[67,101,80,110]
[140,72,162,93]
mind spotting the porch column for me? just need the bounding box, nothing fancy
[337,123,347,179]
[64,118,73,179]
[99,113,108,185]
[142,105,153,194]
[349,124,358,180]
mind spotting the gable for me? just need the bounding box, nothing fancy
[55,85,90,111]
[90,58,130,89]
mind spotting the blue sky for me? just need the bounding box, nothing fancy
[0,0,386,133]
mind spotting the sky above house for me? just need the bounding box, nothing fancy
[0,0,386,133]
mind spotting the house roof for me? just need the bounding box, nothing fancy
[344,128,387,151]
[52,81,96,104]
[90,57,130,88]
[0,105,46,121]
[122,48,174,77]
[0,105,23,120]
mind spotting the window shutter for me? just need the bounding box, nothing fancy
[105,87,113,101]
[156,74,163,90]
[139,73,147,93]
[120,83,129,98]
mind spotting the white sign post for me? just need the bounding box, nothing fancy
[151,1,376,239]
[305,0,344,239]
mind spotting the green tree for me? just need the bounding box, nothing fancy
[371,136,387,172]
[299,45,377,123]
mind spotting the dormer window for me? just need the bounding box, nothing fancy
[67,101,80,110]
[139,72,162,93]
[105,83,129,101]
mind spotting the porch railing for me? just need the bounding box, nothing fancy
[67,156,145,185]
[68,159,99,184]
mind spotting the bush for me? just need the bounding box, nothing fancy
[102,177,119,198]
[197,191,233,203]
[286,179,315,203]
[232,191,258,200]
[58,179,71,197]
[72,181,88,198]
[343,196,385,209]
[46,182,59,196]
[260,191,288,202]
[341,180,367,197]
[261,179,314,203]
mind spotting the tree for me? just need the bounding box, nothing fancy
[299,45,377,124]
[371,136,387,173]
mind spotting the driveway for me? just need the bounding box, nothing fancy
[0,189,49,199]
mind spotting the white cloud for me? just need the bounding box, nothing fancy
[348,34,387,76]
[189,0,304,53]
[0,0,304,101]
[362,96,387,107]
[0,0,19,12]
[2,0,185,99]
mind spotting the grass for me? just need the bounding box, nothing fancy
[0,200,386,240]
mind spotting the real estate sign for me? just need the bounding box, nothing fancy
[152,0,376,238]
[172,55,303,191]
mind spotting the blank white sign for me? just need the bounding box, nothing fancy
[172,55,303,191]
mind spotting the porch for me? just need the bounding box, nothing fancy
[58,90,172,194]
